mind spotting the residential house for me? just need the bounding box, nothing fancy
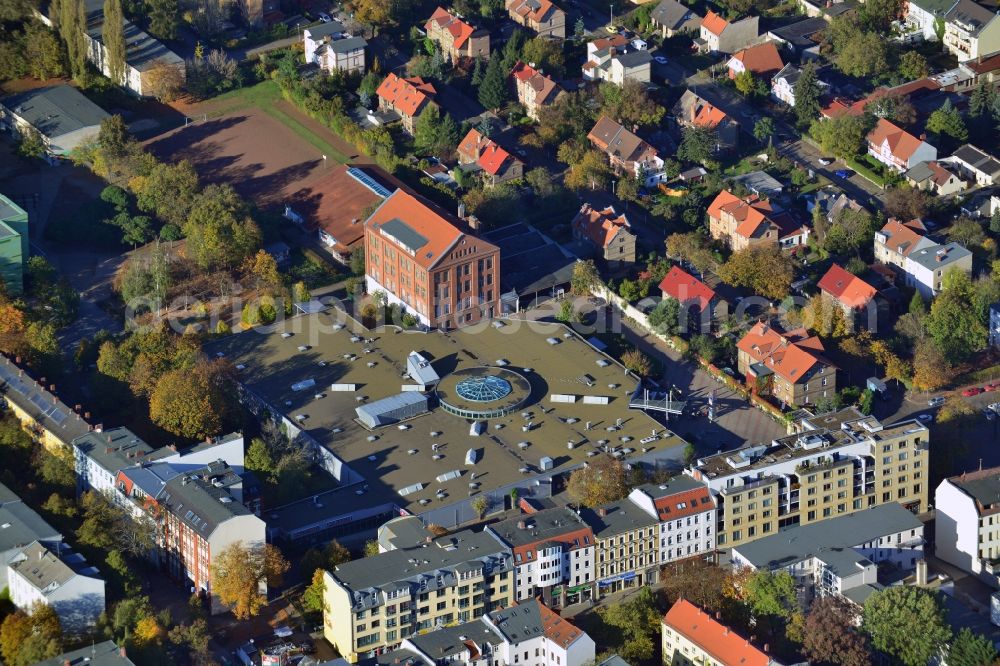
[364,189,501,328]
[936,467,1000,586]
[766,16,827,59]
[867,118,938,172]
[727,41,784,81]
[905,242,973,297]
[657,265,719,332]
[818,263,878,326]
[571,203,637,266]
[587,116,664,185]
[736,322,835,409]
[303,20,367,74]
[822,77,942,118]
[486,507,596,606]
[809,189,866,224]
[506,0,566,38]
[0,355,90,451]
[675,90,740,149]
[34,641,137,666]
[0,193,28,295]
[687,407,931,548]
[8,541,105,634]
[376,73,437,134]
[82,0,185,97]
[942,143,1000,185]
[582,34,652,85]
[579,500,659,595]
[662,600,775,666]
[771,63,829,107]
[904,160,968,194]
[627,476,717,564]
[457,128,524,187]
[698,11,759,54]
[511,61,561,120]
[648,0,702,38]
[707,190,810,252]
[873,217,935,272]
[425,7,490,62]
[731,503,925,601]
[0,482,62,588]
[942,0,1000,61]
[0,85,109,157]
[322,528,514,661]
[906,0,958,41]
[732,170,784,197]
[374,600,595,666]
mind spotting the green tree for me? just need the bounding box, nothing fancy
[677,125,716,166]
[76,490,120,549]
[599,587,661,663]
[753,116,775,145]
[103,0,126,85]
[149,360,233,438]
[718,246,794,300]
[794,62,821,127]
[599,79,664,128]
[834,29,888,78]
[521,36,565,77]
[0,602,63,666]
[147,0,179,39]
[574,16,585,39]
[182,184,261,270]
[734,69,763,97]
[647,298,680,336]
[926,98,968,142]
[470,55,483,85]
[556,298,575,323]
[898,50,929,80]
[948,627,998,666]
[862,586,951,666]
[970,80,997,118]
[810,114,870,158]
[24,22,65,80]
[245,438,275,476]
[570,259,599,294]
[745,570,796,618]
[16,126,45,159]
[621,348,652,377]
[211,542,289,620]
[926,270,988,363]
[566,456,627,507]
[477,56,508,110]
[59,0,87,80]
[301,569,326,613]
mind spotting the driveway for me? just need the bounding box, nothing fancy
[776,138,888,209]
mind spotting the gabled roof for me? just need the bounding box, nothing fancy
[707,190,778,239]
[822,78,941,118]
[737,322,827,384]
[679,91,729,128]
[911,0,958,16]
[701,10,730,36]
[458,128,521,176]
[489,599,587,649]
[663,600,771,666]
[366,190,495,270]
[867,118,927,162]
[950,144,1000,176]
[728,41,784,77]
[650,0,700,29]
[818,263,877,309]
[772,63,802,86]
[587,116,657,164]
[571,203,632,249]
[877,218,933,258]
[426,7,476,48]
[1,85,109,140]
[507,0,562,23]
[510,61,560,105]
[658,265,716,311]
[945,0,997,35]
[633,476,716,521]
[376,73,436,118]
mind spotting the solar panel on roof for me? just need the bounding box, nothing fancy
[347,167,393,198]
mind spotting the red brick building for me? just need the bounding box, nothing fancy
[364,190,500,328]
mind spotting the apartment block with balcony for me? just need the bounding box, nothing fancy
[627,476,717,564]
[943,0,1000,60]
[322,529,514,662]
[686,407,930,549]
[936,467,1000,586]
[486,507,595,607]
[580,500,659,595]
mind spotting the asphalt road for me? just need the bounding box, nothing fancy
[776,138,889,210]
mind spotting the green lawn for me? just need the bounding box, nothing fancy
[204,80,351,163]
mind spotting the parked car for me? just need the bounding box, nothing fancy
[834,169,853,179]
[818,157,834,166]
[988,402,1000,412]
[917,413,933,423]
[654,55,669,64]
[928,396,945,408]
[963,387,984,397]
[985,382,999,392]
[318,11,332,21]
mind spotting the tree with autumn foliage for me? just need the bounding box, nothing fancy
[567,456,628,507]
[302,569,327,613]
[0,602,62,666]
[149,358,235,439]
[211,542,290,619]
[621,347,653,377]
[802,596,870,666]
[718,246,794,301]
[241,249,282,292]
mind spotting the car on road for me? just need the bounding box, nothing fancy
[986,409,997,421]
[963,387,984,397]
[318,11,332,21]
[917,413,933,423]
[605,24,619,33]
[654,55,668,64]
[985,382,999,392]
[818,157,834,166]
[834,169,853,179]
[928,396,945,407]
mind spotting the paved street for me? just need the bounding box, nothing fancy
[776,138,889,209]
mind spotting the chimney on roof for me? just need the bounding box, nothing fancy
[120,646,127,658]
[458,202,466,220]
[517,520,526,529]
[764,643,770,653]
[49,384,55,392]
[597,507,608,517]
[467,215,481,230]
[916,558,928,585]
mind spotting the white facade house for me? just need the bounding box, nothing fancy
[7,541,105,635]
[905,0,958,41]
[731,504,925,599]
[628,477,717,564]
[0,85,108,157]
[0,482,63,590]
[484,600,596,666]
[867,118,938,172]
[770,63,829,107]
[903,242,973,298]
[942,0,1000,61]
[942,144,1000,186]
[303,20,367,74]
[936,468,1000,585]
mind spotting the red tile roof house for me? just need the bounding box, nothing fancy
[873,217,935,271]
[662,600,775,666]
[587,116,665,186]
[511,61,562,121]
[818,263,879,330]
[727,41,784,81]
[737,322,836,408]
[456,128,524,187]
[376,73,437,135]
[571,203,637,266]
[707,190,810,252]
[675,90,740,150]
[698,10,759,54]
[867,118,938,172]
[658,265,720,332]
[506,0,566,39]
[425,7,490,63]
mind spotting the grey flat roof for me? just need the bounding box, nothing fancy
[33,640,137,666]
[616,49,652,68]
[407,620,501,659]
[378,515,434,551]
[732,170,783,194]
[73,427,167,475]
[488,506,591,548]
[905,161,936,183]
[633,474,705,499]
[952,144,1000,175]
[0,194,26,222]
[1,85,109,140]
[380,218,429,253]
[580,499,658,538]
[0,482,62,555]
[907,242,972,270]
[732,503,924,575]
[306,19,347,38]
[327,35,368,54]
[598,657,633,666]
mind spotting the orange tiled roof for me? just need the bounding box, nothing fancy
[535,600,585,648]
[658,265,716,311]
[730,42,784,78]
[426,6,475,49]
[376,73,436,118]
[664,600,771,666]
[818,263,877,309]
[507,0,559,23]
[457,128,520,176]
[878,218,929,258]
[868,118,924,162]
[701,10,729,36]
[510,61,560,105]
[692,101,727,128]
[591,34,629,49]
[823,78,940,118]
[652,485,715,521]
[572,203,631,249]
[737,322,826,384]
[707,190,775,239]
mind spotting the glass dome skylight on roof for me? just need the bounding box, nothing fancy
[454,375,513,402]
